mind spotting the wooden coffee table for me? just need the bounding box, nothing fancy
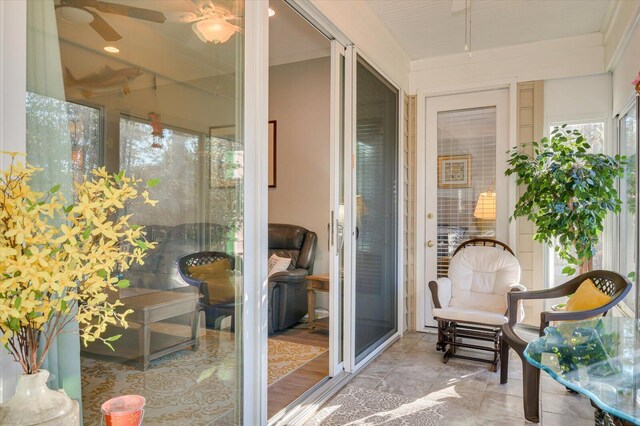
[82,287,200,371]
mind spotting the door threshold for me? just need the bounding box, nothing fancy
[268,372,349,426]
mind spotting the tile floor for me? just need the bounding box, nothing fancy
[307,331,595,425]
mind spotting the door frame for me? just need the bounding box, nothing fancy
[328,39,348,377]
[415,83,518,333]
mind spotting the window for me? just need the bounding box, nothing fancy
[547,121,605,287]
[618,99,638,313]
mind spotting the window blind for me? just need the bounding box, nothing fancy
[436,107,497,277]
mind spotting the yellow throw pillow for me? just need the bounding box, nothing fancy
[189,259,234,305]
[565,279,610,312]
[189,258,230,278]
[202,275,235,305]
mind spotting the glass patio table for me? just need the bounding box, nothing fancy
[524,317,640,425]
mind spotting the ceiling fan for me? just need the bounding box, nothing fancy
[55,0,167,42]
[166,1,242,44]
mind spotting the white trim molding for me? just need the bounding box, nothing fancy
[243,1,270,424]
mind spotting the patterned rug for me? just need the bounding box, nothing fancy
[81,327,327,425]
[305,386,447,425]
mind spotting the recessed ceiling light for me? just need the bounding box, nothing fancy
[104,46,120,53]
[268,8,275,17]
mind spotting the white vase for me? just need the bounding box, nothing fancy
[0,369,79,425]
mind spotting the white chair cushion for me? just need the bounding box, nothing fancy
[433,306,507,326]
[448,245,521,314]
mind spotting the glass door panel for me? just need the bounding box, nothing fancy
[436,107,497,278]
[25,0,245,423]
[619,99,639,313]
[354,57,399,364]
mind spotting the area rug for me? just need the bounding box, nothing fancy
[268,339,327,385]
[81,327,327,425]
[305,386,448,425]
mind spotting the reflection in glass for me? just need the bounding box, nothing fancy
[619,105,637,312]
[26,0,245,424]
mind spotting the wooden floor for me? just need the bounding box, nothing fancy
[268,323,329,418]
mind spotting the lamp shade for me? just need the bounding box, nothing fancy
[474,191,496,220]
[192,18,237,44]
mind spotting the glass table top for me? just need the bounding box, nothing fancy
[524,317,640,425]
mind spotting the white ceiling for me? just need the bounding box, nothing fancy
[367,0,614,60]
[269,0,330,66]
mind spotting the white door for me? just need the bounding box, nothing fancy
[419,90,509,329]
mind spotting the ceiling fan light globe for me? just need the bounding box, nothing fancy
[58,6,94,24]
[192,18,236,44]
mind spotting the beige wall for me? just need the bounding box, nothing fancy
[268,57,331,296]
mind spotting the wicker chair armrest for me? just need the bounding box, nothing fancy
[428,278,452,309]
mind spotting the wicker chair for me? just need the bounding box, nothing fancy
[178,251,236,329]
[501,270,632,423]
[428,238,524,372]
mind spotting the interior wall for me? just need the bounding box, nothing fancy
[612,17,640,115]
[268,57,331,308]
[409,33,605,95]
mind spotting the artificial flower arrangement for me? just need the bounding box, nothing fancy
[0,152,157,375]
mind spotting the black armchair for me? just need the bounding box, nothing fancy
[178,251,236,330]
[500,270,632,423]
[268,223,318,334]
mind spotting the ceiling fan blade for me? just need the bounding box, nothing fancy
[93,1,167,23]
[87,9,122,41]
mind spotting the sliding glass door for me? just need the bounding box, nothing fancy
[618,97,639,313]
[353,56,399,365]
[24,0,247,423]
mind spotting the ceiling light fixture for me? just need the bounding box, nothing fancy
[103,46,120,53]
[268,8,275,17]
[192,16,238,44]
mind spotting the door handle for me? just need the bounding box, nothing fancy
[427,240,434,248]
[355,226,359,240]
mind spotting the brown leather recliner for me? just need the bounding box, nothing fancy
[268,223,317,334]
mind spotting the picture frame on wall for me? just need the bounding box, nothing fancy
[438,154,471,188]
[268,120,277,188]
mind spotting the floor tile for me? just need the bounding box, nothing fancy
[348,375,382,389]
[540,391,594,419]
[485,377,523,397]
[359,361,394,379]
[375,374,436,398]
[542,411,593,426]
[305,332,604,426]
[478,391,526,419]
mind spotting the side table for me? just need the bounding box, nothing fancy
[306,274,329,333]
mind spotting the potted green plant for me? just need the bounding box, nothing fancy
[0,152,157,425]
[505,125,626,276]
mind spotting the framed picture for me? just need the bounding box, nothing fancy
[209,125,241,188]
[268,120,277,188]
[438,154,471,188]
